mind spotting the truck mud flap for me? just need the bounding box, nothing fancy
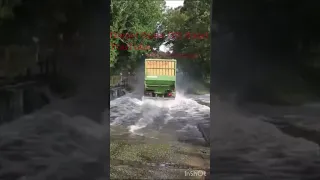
[142,96,176,101]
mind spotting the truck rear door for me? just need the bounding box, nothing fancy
[145,59,175,77]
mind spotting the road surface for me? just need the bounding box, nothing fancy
[0,91,320,179]
[211,100,320,180]
[110,93,210,179]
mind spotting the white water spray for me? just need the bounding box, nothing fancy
[110,92,210,135]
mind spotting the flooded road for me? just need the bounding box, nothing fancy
[110,93,210,179]
[0,88,320,179]
[211,101,320,180]
[110,93,210,143]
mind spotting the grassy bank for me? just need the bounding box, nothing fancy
[213,71,320,106]
[185,80,210,95]
[110,126,210,179]
[242,74,319,106]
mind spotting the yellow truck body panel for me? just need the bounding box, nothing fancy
[145,59,176,76]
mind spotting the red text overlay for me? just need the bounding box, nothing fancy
[110,32,208,40]
[147,52,198,59]
[111,43,150,51]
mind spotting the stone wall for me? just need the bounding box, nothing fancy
[0,85,50,125]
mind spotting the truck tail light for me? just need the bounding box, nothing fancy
[168,92,172,97]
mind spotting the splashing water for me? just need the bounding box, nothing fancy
[110,92,210,139]
[2,88,320,179]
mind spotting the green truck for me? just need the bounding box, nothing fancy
[144,58,176,99]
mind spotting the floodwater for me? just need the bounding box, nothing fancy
[110,93,210,142]
[0,89,320,179]
[211,100,320,180]
[110,93,210,179]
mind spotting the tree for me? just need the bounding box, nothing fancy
[163,0,211,80]
[110,0,166,73]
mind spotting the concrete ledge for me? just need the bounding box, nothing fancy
[197,122,210,146]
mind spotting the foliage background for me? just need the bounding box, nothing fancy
[110,0,211,81]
